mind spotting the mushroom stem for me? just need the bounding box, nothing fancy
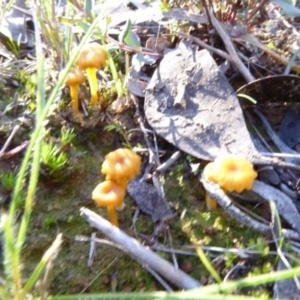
[106,176,128,190]
[69,85,79,115]
[107,205,119,227]
[86,67,98,107]
[205,192,217,210]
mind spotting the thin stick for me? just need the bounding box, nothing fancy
[156,151,181,174]
[0,140,29,160]
[261,152,300,160]
[143,265,174,292]
[131,96,160,166]
[80,207,201,290]
[88,232,97,267]
[233,34,300,74]
[253,109,298,161]
[76,235,174,291]
[0,125,20,158]
[178,32,231,61]
[200,175,300,240]
[207,9,255,83]
[166,226,179,270]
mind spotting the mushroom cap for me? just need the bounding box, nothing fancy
[204,155,257,193]
[64,68,86,86]
[76,43,107,70]
[101,148,141,181]
[92,180,125,207]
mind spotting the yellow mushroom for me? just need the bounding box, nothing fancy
[203,155,258,209]
[92,180,126,227]
[76,43,107,107]
[101,148,141,189]
[64,68,86,115]
[204,155,258,193]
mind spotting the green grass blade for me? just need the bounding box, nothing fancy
[237,93,257,104]
[19,234,63,298]
[16,8,46,257]
[195,246,222,284]
[2,6,111,298]
[33,293,270,300]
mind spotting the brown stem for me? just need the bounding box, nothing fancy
[207,9,255,83]
[246,0,270,23]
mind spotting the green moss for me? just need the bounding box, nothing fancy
[0,124,276,296]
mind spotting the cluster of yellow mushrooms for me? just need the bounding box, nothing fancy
[92,148,141,227]
[91,151,257,223]
[203,155,258,209]
[64,43,107,115]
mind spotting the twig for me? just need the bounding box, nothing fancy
[245,0,269,23]
[200,174,300,240]
[253,180,300,236]
[156,151,181,174]
[224,263,249,282]
[133,147,166,155]
[207,9,255,83]
[1,92,19,117]
[86,141,104,162]
[0,125,20,158]
[233,34,300,74]
[77,237,300,264]
[0,140,29,160]
[143,265,174,292]
[253,109,298,163]
[237,50,277,75]
[271,201,300,297]
[166,226,178,270]
[131,96,167,202]
[155,242,300,262]
[88,232,97,267]
[178,32,231,62]
[82,256,119,294]
[80,207,202,290]
[230,198,269,225]
[76,234,174,291]
[261,152,300,160]
[245,111,274,153]
[131,96,160,166]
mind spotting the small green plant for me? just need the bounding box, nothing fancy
[16,70,37,105]
[43,216,57,227]
[41,142,68,175]
[0,4,105,300]
[246,237,270,257]
[6,34,22,58]
[60,127,76,147]
[0,171,16,193]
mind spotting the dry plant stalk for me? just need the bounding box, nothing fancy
[80,207,202,290]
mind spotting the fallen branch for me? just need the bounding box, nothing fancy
[200,175,300,241]
[80,207,201,290]
[252,180,300,237]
